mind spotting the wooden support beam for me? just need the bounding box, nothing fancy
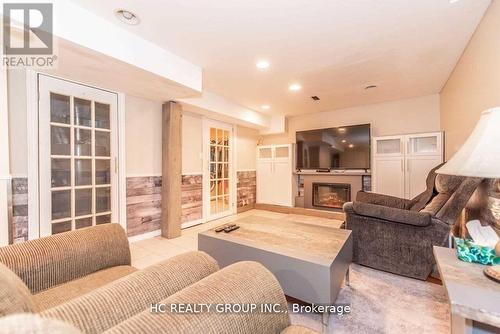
[161,101,182,239]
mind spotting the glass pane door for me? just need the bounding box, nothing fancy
[39,75,118,237]
[375,138,402,155]
[209,126,231,217]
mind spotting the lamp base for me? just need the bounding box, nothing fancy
[484,266,500,283]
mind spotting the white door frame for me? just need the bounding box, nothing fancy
[202,118,237,222]
[26,71,126,239]
[0,68,11,246]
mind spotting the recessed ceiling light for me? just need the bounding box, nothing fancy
[365,85,377,90]
[338,128,346,133]
[341,139,347,143]
[261,105,271,110]
[449,0,460,3]
[115,9,140,25]
[348,144,354,148]
[256,60,270,70]
[289,83,302,91]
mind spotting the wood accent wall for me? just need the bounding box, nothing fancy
[126,176,162,237]
[181,175,203,223]
[11,178,28,243]
[126,175,203,236]
[162,102,182,239]
[237,171,256,212]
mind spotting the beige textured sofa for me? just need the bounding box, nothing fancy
[0,224,317,334]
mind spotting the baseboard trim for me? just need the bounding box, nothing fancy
[254,203,345,220]
[237,203,255,213]
[181,218,204,229]
[128,229,161,242]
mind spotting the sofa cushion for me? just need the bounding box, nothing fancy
[352,202,432,227]
[0,313,82,334]
[420,193,450,217]
[41,251,219,334]
[435,174,465,194]
[0,262,37,316]
[409,162,444,212]
[104,261,291,334]
[33,265,137,311]
[0,224,131,294]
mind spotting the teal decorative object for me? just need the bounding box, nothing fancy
[455,237,500,266]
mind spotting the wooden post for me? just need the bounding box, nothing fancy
[161,101,182,239]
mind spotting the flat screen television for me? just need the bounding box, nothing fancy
[296,124,371,170]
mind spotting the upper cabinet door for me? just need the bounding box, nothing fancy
[257,146,274,160]
[373,136,404,156]
[274,145,291,161]
[406,132,443,156]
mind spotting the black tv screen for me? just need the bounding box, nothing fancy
[296,124,371,170]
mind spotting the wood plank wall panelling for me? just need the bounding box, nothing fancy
[181,175,203,223]
[11,178,28,243]
[126,175,203,237]
[237,171,256,210]
[126,176,162,237]
[11,172,247,241]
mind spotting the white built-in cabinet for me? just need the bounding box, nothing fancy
[256,145,293,206]
[372,132,443,199]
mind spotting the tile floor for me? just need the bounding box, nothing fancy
[130,209,343,269]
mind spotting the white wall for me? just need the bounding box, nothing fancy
[125,95,163,176]
[262,94,441,145]
[125,99,257,175]
[182,113,203,174]
[236,126,259,171]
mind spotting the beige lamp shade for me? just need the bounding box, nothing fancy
[436,107,500,178]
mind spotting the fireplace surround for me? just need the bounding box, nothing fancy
[300,173,366,212]
[312,183,351,209]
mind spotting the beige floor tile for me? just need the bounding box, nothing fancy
[168,234,198,251]
[132,253,165,269]
[129,244,151,261]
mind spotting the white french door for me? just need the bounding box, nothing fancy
[203,119,235,221]
[38,75,119,237]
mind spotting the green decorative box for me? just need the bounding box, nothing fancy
[454,237,500,266]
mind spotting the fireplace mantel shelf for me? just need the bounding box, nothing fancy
[294,170,371,176]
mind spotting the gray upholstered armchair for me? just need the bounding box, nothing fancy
[343,164,482,280]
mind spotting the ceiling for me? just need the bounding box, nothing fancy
[70,0,490,116]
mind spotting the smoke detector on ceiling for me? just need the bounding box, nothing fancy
[115,9,140,25]
[311,96,320,101]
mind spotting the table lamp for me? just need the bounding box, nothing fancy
[436,107,500,281]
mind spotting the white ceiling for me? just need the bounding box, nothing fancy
[70,0,490,116]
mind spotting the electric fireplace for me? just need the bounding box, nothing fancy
[312,183,351,209]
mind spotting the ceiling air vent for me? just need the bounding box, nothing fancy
[311,96,320,101]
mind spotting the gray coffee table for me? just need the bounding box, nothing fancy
[198,216,352,308]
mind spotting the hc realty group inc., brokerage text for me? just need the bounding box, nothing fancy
[151,303,351,315]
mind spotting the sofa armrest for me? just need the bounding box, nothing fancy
[0,224,130,293]
[351,202,432,227]
[41,251,218,334]
[356,191,413,209]
[103,261,292,334]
